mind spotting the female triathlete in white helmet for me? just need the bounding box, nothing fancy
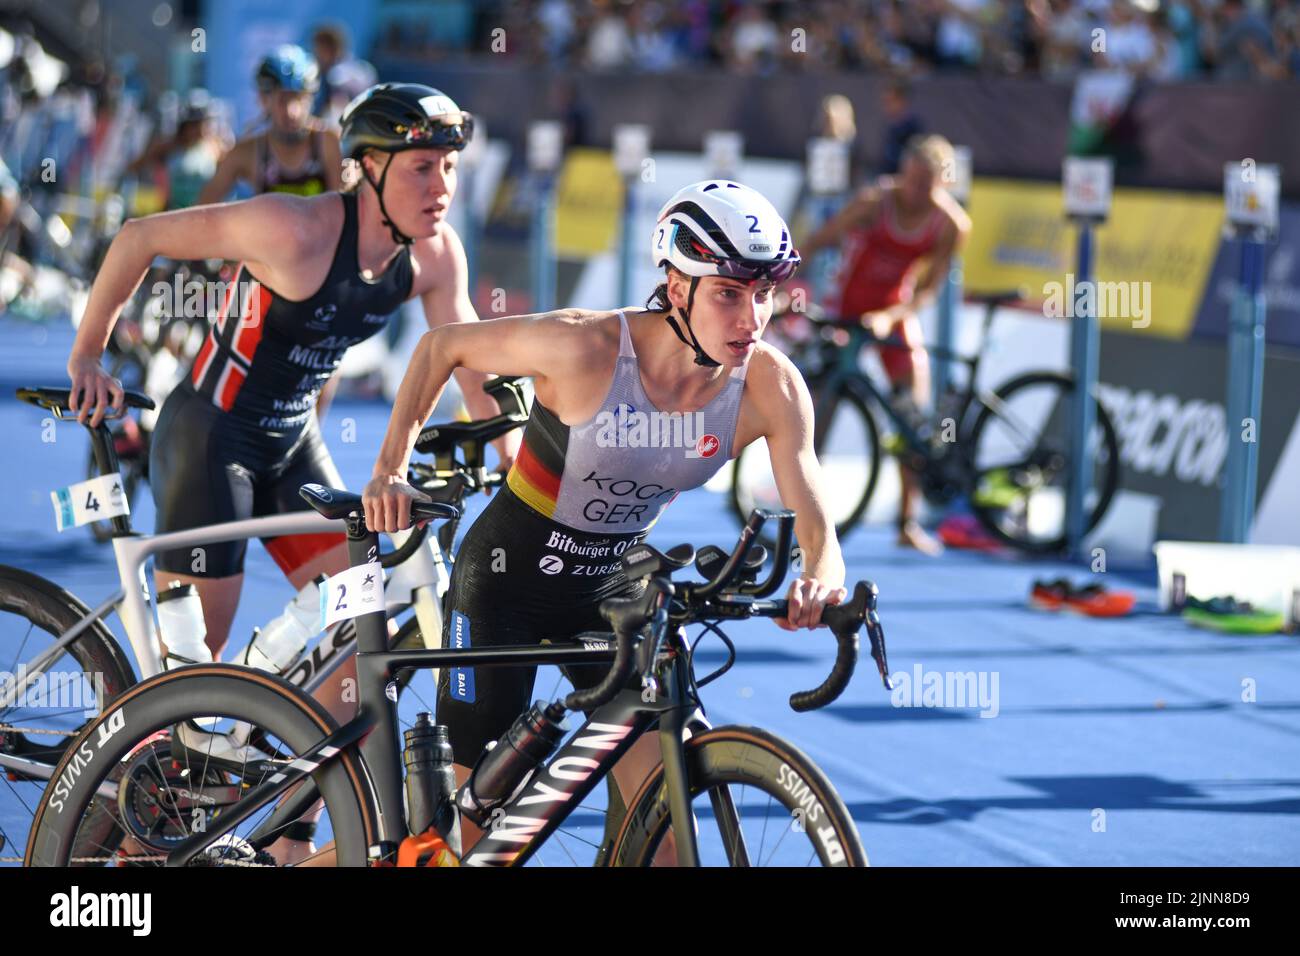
[362,179,843,863]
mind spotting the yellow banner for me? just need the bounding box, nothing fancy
[963,178,1224,340]
[554,148,623,259]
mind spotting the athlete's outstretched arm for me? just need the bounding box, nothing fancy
[364,311,591,532]
[196,139,249,206]
[751,348,847,631]
[68,193,312,425]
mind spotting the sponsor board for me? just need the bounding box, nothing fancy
[1098,330,1300,542]
[1191,201,1300,351]
[963,178,1223,340]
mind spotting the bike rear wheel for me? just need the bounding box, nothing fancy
[25,666,375,867]
[611,726,867,867]
[967,371,1120,553]
[731,383,880,545]
[0,566,134,865]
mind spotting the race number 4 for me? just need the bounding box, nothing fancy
[319,561,385,630]
[51,473,130,531]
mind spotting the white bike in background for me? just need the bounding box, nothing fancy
[0,377,527,864]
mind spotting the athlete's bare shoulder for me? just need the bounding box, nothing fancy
[748,339,807,404]
[408,222,465,290]
[553,308,623,350]
[256,191,345,254]
[842,179,889,227]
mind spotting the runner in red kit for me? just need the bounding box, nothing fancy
[800,134,970,555]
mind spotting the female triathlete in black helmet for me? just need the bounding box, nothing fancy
[66,84,517,857]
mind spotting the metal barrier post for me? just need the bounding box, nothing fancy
[1218,161,1280,543]
[1062,157,1113,557]
[527,121,564,313]
[934,146,971,405]
[613,124,651,310]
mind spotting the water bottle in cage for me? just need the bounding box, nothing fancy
[236,574,327,675]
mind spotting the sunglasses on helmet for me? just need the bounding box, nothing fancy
[681,232,800,283]
[393,113,475,150]
[713,255,801,284]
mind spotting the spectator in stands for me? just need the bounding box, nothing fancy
[537,0,577,63]
[857,1,921,73]
[880,79,924,175]
[1149,8,1187,80]
[586,6,633,69]
[1165,0,1207,77]
[1029,0,1090,79]
[727,2,780,71]
[1274,4,1300,77]
[1096,0,1161,76]
[935,0,988,70]
[1202,0,1278,79]
[361,0,1300,82]
[628,2,679,72]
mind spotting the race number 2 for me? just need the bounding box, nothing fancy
[319,561,385,629]
[50,473,130,531]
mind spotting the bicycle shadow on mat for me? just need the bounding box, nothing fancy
[846,775,1300,825]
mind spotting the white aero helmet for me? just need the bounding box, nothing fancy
[650,180,800,366]
[651,180,800,283]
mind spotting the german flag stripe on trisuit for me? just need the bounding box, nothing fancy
[505,403,568,519]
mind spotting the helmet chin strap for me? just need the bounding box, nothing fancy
[662,276,721,368]
[362,154,413,247]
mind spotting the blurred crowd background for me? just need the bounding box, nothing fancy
[375,0,1300,82]
[0,0,1294,552]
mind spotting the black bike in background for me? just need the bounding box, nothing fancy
[26,499,890,867]
[731,291,1120,554]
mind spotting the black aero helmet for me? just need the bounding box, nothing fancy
[340,83,473,160]
[340,83,473,247]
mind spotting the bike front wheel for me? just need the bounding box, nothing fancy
[610,725,868,867]
[967,371,1120,553]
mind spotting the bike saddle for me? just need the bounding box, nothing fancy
[483,375,530,418]
[415,415,525,457]
[298,484,461,523]
[17,385,156,415]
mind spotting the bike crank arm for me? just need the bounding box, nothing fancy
[165,711,375,867]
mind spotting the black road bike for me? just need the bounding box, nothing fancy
[26,495,892,867]
[731,291,1121,553]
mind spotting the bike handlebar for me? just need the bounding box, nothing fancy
[573,510,893,716]
[563,578,673,713]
